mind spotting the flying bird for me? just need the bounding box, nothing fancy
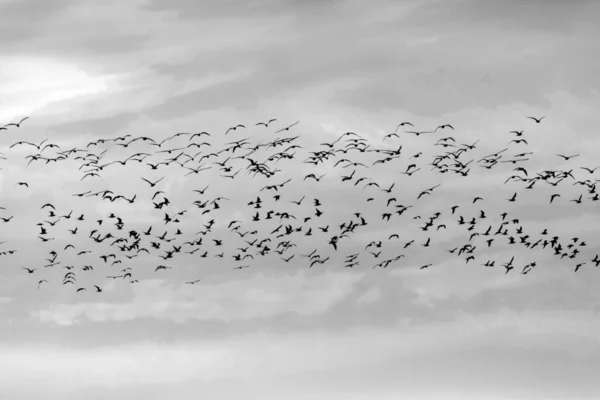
[526,116,545,123]
[3,116,29,128]
[256,119,277,127]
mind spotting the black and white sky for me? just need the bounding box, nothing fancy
[1,0,600,399]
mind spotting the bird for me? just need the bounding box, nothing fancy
[274,121,299,133]
[225,124,245,134]
[509,139,528,145]
[141,176,164,187]
[304,173,326,182]
[556,154,580,161]
[255,119,277,127]
[395,122,414,130]
[526,116,545,123]
[3,116,29,128]
[433,124,454,133]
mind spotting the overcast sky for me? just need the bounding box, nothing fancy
[1,0,600,399]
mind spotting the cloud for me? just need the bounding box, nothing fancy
[405,35,440,47]
[355,287,382,305]
[32,270,364,325]
[6,308,600,398]
[0,56,120,121]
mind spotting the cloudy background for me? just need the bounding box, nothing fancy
[1,0,600,398]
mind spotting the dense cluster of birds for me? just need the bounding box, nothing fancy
[1,114,599,294]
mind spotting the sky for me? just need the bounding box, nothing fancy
[1,0,600,399]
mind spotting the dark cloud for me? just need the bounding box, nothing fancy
[0,0,73,48]
[408,0,599,32]
[0,0,73,22]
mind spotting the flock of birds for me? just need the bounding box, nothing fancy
[1,114,599,294]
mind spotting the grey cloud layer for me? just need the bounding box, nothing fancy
[1,0,600,398]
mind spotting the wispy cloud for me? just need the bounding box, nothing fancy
[6,308,600,398]
[33,270,364,325]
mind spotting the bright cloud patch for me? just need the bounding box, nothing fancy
[0,56,114,120]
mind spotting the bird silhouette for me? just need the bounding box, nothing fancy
[526,116,545,123]
[3,116,29,128]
